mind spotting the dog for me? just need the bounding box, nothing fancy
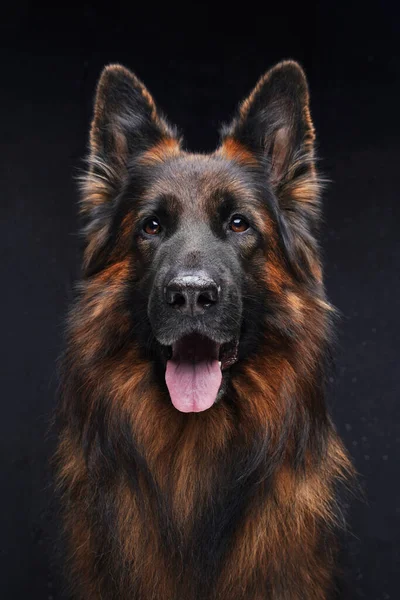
[56,60,353,599]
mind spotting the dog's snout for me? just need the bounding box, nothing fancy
[165,274,219,316]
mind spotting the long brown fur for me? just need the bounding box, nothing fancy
[56,60,353,599]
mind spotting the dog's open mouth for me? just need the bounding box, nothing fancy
[165,333,238,413]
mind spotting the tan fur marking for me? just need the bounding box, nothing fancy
[140,138,181,165]
[286,290,305,321]
[219,137,259,166]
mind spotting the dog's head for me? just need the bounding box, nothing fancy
[79,62,324,413]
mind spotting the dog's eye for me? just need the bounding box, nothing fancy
[143,217,161,235]
[229,215,249,233]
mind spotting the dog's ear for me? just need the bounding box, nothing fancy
[221,60,321,221]
[80,65,180,275]
[82,64,179,212]
[89,64,177,161]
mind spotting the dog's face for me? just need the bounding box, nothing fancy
[81,62,323,412]
[134,155,272,411]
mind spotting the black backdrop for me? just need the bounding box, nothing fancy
[2,3,399,598]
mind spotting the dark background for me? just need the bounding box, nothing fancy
[2,3,399,598]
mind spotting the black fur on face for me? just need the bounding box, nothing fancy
[129,156,276,364]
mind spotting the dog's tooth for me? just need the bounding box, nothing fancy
[218,361,222,367]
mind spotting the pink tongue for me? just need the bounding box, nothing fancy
[166,357,222,413]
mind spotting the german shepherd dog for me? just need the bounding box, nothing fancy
[56,60,353,599]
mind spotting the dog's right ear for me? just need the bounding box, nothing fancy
[82,64,179,212]
[80,65,180,275]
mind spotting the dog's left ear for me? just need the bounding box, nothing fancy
[221,60,320,220]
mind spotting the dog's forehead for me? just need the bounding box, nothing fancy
[143,153,257,207]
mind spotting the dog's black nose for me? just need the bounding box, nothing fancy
[165,274,219,316]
